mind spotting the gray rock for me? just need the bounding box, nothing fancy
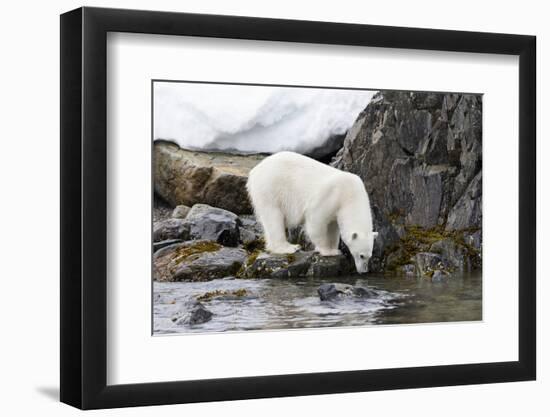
[154,141,265,214]
[154,240,247,282]
[430,238,471,272]
[241,251,315,279]
[172,300,213,325]
[238,215,264,245]
[185,204,241,247]
[414,252,451,277]
[331,90,482,271]
[431,270,450,282]
[399,264,416,276]
[307,253,355,277]
[172,204,191,219]
[153,218,190,242]
[318,283,376,301]
[153,239,183,252]
[446,172,482,230]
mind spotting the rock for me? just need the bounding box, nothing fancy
[172,205,191,219]
[186,204,240,247]
[414,252,451,277]
[430,238,471,272]
[307,254,355,277]
[154,141,265,214]
[153,239,183,252]
[154,240,247,282]
[153,194,173,223]
[172,300,213,325]
[398,264,416,276]
[153,218,190,242]
[431,270,450,282]
[331,91,482,271]
[240,251,315,279]
[446,172,482,230]
[318,283,376,301]
[239,215,264,246]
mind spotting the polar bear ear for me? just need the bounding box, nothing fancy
[373,232,379,239]
[352,232,358,240]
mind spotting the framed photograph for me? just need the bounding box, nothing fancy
[60,6,536,409]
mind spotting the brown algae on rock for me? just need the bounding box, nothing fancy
[196,288,249,302]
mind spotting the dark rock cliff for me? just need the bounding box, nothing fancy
[331,91,482,273]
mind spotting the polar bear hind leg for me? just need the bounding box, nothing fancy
[255,202,300,254]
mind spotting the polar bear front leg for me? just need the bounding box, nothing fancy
[259,206,300,254]
[325,221,342,256]
[306,217,340,257]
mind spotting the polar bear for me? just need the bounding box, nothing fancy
[247,151,378,273]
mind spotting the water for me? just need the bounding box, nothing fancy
[153,272,482,335]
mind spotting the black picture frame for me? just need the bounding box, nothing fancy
[60,6,536,410]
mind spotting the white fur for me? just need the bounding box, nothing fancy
[247,151,378,273]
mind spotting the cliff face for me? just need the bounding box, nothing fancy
[332,91,482,273]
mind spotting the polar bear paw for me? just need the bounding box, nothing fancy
[268,243,301,254]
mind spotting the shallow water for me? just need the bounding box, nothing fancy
[153,272,482,335]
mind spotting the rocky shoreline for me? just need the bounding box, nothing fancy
[153,91,482,284]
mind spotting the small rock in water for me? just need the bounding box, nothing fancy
[318,283,376,301]
[431,270,450,282]
[172,300,213,326]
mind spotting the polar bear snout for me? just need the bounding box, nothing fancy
[352,255,370,274]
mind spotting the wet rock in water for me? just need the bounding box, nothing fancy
[318,283,376,301]
[240,251,315,279]
[172,204,191,219]
[154,141,265,214]
[153,239,183,252]
[307,254,355,277]
[240,250,356,278]
[414,252,451,278]
[172,300,213,325]
[397,264,416,276]
[430,238,471,272]
[431,270,450,282]
[154,240,247,282]
[186,204,240,247]
[196,288,251,302]
[153,218,190,242]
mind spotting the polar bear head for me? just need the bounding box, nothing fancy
[345,231,378,273]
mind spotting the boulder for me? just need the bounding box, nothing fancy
[318,283,376,301]
[171,300,213,325]
[414,252,452,277]
[238,215,264,246]
[154,141,265,214]
[172,205,191,219]
[154,240,247,282]
[153,218,190,242]
[186,204,240,247]
[307,254,355,277]
[430,238,471,272]
[240,251,315,279]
